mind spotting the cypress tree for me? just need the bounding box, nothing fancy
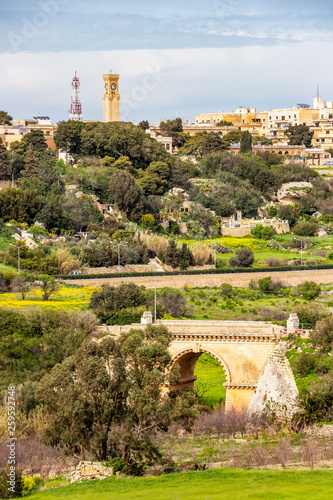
[240,130,252,154]
[165,240,180,268]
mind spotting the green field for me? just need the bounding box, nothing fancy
[26,469,333,499]
[194,353,226,406]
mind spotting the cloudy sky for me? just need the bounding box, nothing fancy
[1,0,333,124]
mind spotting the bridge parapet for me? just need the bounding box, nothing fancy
[95,320,283,342]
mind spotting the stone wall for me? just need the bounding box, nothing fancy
[64,268,333,289]
[247,341,298,415]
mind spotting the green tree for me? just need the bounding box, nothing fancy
[109,170,142,220]
[311,317,333,350]
[165,240,180,268]
[160,118,183,133]
[36,326,198,469]
[258,276,275,293]
[180,132,227,159]
[298,281,321,301]
[20,144,39,178]
[286,124,314,147]
[180,243,194,270]
[0,110,13,125]
[222,130,243,146]
[138,120,149,130]
[89,283,149,324]
[138,161,171,195]
[251,224,276,240]
[36,336,127,461]
[37,274,59,301]
[293,221,318,236]
[239,130,252,154]
[54,120,84,155]
[0,141,10,180]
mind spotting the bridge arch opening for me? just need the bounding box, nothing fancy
[169,348,229,407]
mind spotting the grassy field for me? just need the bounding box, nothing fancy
[26,469,333,499]
[194,353,226,406]
[0,285,95,311]
[184,234,333,267]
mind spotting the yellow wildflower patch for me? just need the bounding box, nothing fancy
[0,285,98,311]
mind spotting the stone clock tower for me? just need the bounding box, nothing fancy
[103,73,120,122]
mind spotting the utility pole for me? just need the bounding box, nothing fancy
[154,275,157,324]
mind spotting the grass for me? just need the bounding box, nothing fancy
[26,469,333,499]
[183,234,333,267]
[194,353,226,407]
[0,285,96,311]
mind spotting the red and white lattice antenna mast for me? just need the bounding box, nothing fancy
[69,70,83,121]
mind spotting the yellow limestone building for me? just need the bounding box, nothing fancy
[103,73,120,122]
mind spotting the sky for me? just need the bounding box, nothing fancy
[1,0,333,124]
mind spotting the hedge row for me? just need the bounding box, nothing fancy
[58,264,333,281]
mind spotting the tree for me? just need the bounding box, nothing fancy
[285,124,314,147]
[36,337,127,461]
[165,240,180,268]
[298,281,321,301]
[11,274,31,300]
[180,243,194,270]
[138,120,149,130]
[36,327,198,469]
[157,289,188,317]
[0,110,13,125]
[37,274,59,301]
[54,120,84,155]
[20,144,39,178]
[0,141,10,180]
[160,118,183,133]
[251,225,276,240]
[138,161,171,195]
[258,276,275,293]
[109,170,142,220]
[229,247,255,268]
[141,214,155,228]
[180,132,227,159]
[293,221,318,236]
[252,136,273,146]
[311,317,333,350]
[240,130,252,154]
[89,283,150,324]
[222,130,243,146]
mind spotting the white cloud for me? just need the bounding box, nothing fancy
[1,42,333,124]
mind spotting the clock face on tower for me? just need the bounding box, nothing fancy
[111,83,117,90]
[105,83,108,90]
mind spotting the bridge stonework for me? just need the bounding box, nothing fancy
[98,319,289,411]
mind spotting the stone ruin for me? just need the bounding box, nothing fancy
[68,461,113,483]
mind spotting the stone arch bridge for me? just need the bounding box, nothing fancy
[97,319,297,411]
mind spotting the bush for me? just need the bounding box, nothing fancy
[294,352,316,377]
[295,303,329,326]
[258,276,275,292]
[229,247,254,268]
[310,317,333,350]
[158,290,187,318]
[220,283,234,298]
[251,225,276,240]
[293,222,318,237]
[298,281,321,300]
[266,257,283,267]
[0,464,23,498]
